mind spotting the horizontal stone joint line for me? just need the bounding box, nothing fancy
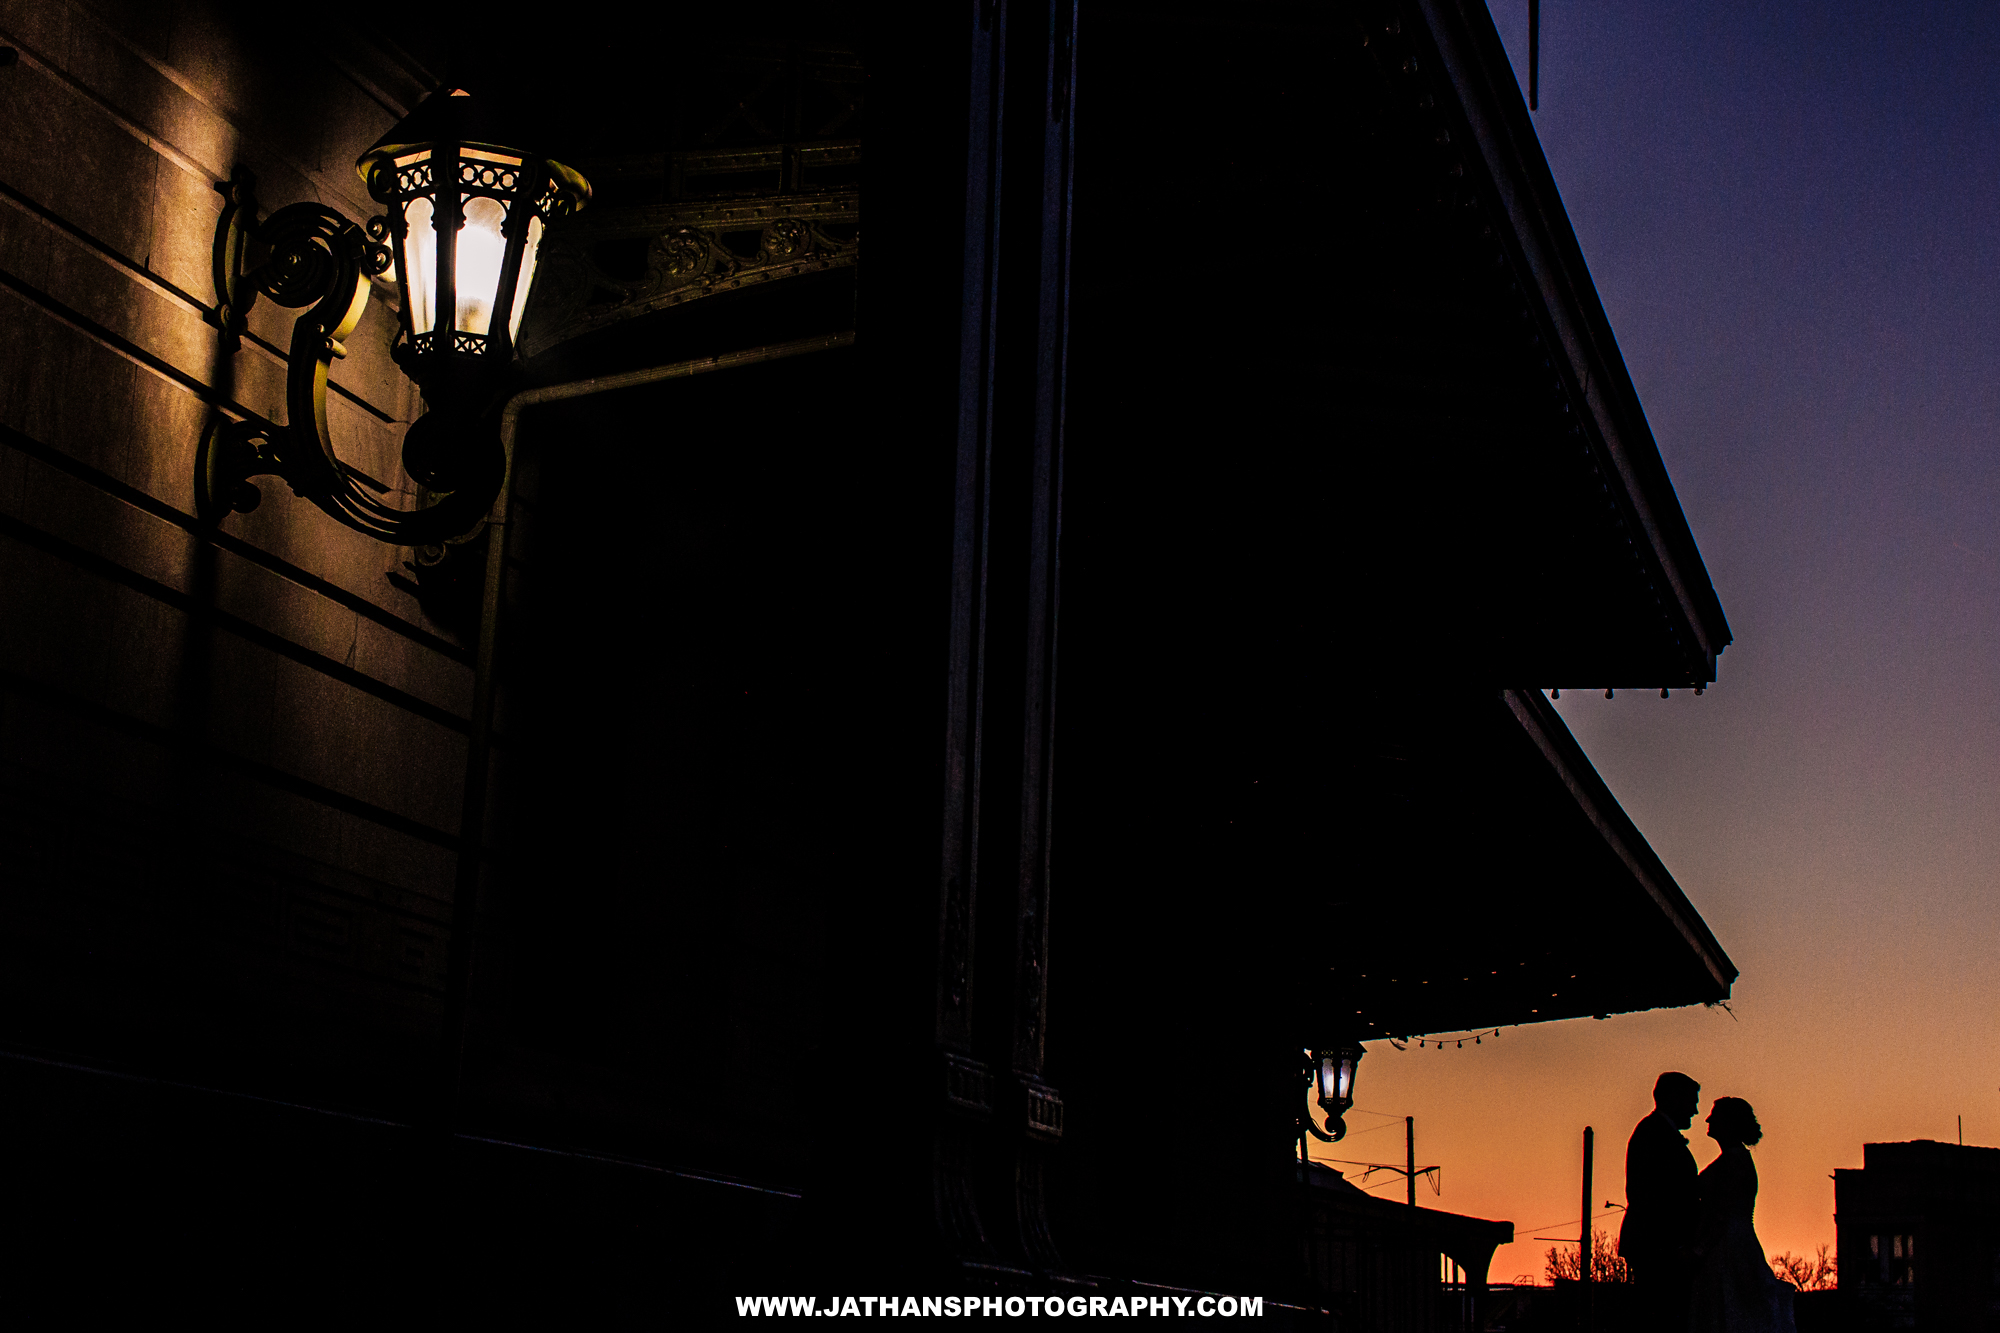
[0,424,467,665]
[0,183,401,424]
[0,766,458,926]
[0,15,379,219]
[0,665,459,850]
[0,1048,807,1197]
[0,265,403,487]
[0,509,471,735]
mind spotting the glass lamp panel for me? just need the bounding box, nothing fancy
[455,195,510,334]
[1316,1057,1339,1104]
[1336,1055,1355,1102]
[401,194,437,335]
[507,213,544,341]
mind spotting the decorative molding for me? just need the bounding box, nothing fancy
[930,0,1004,1277]
[934,1049,997,1262]
[943,872,972,1015]
[942,1050,995,1116]
[517,143,860,358]
[1016,1076,1064,1142]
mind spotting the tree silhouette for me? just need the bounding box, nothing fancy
[1543,1228,1632,1284]
[1770,1244,1836,1292]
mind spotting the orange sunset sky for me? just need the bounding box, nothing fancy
[1307,0,2000,1285]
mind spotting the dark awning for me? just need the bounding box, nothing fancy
[1323,688,1735,1039]
[1324,0,1733,691]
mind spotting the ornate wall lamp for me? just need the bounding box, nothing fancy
[200,89,588,544]
[1303,1041,1365,1143]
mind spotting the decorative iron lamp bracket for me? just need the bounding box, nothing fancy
[198,89,588,547]
[199,172,482,542]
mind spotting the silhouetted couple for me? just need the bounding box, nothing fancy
[1620,1073,1797,1333]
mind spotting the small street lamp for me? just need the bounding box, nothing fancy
[1303,1041,1365,1143]
[200,88,589,544]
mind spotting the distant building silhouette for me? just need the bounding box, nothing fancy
[1835,1139,2000,1329]
[1298,1162,1511,1330]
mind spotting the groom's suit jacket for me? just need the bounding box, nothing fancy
[1620,1109,1699,1268]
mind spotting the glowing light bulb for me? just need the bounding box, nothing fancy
[455,195,508,335]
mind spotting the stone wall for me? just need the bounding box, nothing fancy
[0,0,458,1112]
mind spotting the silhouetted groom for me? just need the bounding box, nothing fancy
[1621,1072,1701,1332]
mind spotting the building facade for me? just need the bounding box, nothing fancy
[1837,1140,2000,1330]
[0,0,1734,1320]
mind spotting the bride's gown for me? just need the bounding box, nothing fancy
[1688,1145,1797,1333]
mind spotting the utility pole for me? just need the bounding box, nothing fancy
[1350,1118,1436,1205]
[1407,1115,1417,1207]
[1580,1126,1595,1331]
[1528,0,1540,110]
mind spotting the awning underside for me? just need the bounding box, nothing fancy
[1320,689,1734,1040]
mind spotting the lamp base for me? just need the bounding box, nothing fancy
[400,408,500,494]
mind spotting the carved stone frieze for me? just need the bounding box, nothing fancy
[517,142,860,358]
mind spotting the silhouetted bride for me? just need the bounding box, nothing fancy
[1688,1098,1796,1333]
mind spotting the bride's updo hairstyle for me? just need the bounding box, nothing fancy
[1710,1097,1763,1146]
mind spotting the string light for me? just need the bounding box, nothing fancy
[1397,1029,1502,1051]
